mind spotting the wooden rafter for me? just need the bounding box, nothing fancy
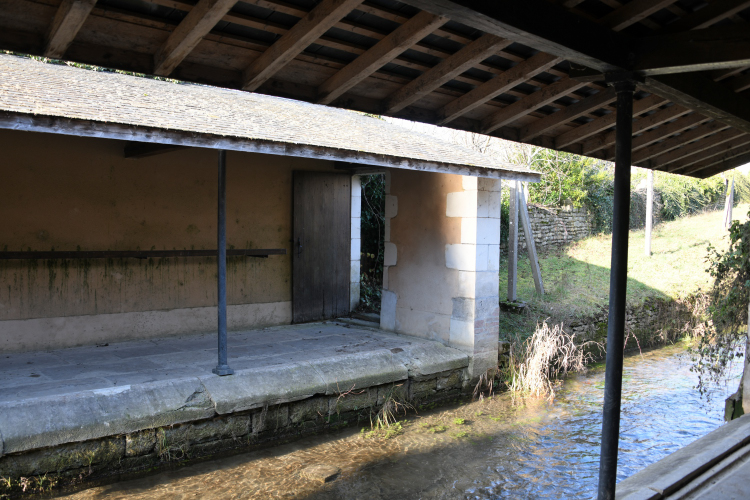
[383,34,511,114]
[643,74,750,135]
[436,52,560,125]
[600,118,712,162]
[316,11,447,105]
[689,151,750,177]
[654,130,748,169]
[730,74,750,93]
[677,140,750,174]
[400,0,750,135]
[44,0,97,59]
[635,24,750,76]
[153,0,237,76]
[434,0,660,128]
[626,113,708,155]
[631,119,726,163]
[599,0,677,31]
[555,95,665,149]
[481,78,587,134]
[582,105,690,155]
[141,0,554,103]
[241,0,364,91]
[519,87,616,141]
[663,0,750,32]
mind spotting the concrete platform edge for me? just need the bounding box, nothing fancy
[0,340,468,457]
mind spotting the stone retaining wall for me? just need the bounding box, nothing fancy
[566,296,703,352]
[502,204,593,256]
[0,367,468,497]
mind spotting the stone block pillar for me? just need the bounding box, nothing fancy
[445,177,502,376]
[380,170,500,378]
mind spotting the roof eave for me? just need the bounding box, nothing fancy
[0,111,541,182]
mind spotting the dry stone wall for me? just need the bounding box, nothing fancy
[566,296,704,353]
[507,204,593,255]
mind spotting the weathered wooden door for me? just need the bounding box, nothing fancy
[293,172,351,323]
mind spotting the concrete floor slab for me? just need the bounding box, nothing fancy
[0,321,469,457]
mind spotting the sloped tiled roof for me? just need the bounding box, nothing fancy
[0,55,538,180]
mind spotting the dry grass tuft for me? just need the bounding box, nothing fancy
[510,321,598,399]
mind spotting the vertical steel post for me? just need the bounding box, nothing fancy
[213,150,233,376]
[597,79,635,500]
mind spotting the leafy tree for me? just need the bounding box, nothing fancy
[358,174,385,312]
[506,145,596,207]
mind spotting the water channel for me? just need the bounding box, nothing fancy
[65,343,741,499]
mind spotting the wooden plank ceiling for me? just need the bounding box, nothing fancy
[1,0,749,178]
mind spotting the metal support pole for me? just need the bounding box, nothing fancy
[645,170,653,257]
[507,180,519,301]
[213,150,233,376]
[597,79,635,500]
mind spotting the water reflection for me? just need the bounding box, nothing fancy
[66,344,741,500]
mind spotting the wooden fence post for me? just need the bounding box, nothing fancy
[519,183,544,296]
[645,170,653,256]
[507,181,519,301]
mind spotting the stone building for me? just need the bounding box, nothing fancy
[0,55,538,481]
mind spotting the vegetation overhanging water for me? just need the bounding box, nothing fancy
[62,343,741,500]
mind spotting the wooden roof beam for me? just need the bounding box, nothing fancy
[630,114,713,153]
[672,138,750,174]
[555,95,665,149]
[436,52,560,125]
[601,112,708,160]
[599,0,678,31]
[663,0,750,32]
[480,78,587,134]
[383,34,512,114]
[242,0,363,91]
[44,0,97,59]
[317,11,447,105]
[653,130,748,169]
[689,151,750,178]
[630,118,727,163]
[634,24,750,76]
[396,0,631,72]
[400,0,750,135]
[643,73,750,135]
[730,74,750,93]
[153,0,238,76]
[519,87,616,142]
[433,0,661,127]
[582,104,690,155]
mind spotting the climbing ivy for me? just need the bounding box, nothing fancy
[692,212,750,397]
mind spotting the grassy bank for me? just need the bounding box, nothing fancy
[500,205,749,339]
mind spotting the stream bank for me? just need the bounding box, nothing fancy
[60,344,742,500]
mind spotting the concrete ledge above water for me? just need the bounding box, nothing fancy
[0,324,469,462]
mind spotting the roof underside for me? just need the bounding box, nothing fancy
[1,0,749,178]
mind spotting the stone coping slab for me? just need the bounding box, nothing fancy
[0,326,468,456]
[616,414,750,499]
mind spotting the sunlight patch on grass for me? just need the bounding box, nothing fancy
[503,205,749,319]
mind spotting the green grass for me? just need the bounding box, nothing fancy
[503,205,748,323]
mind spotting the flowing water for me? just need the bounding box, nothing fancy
[65,344,741,500]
